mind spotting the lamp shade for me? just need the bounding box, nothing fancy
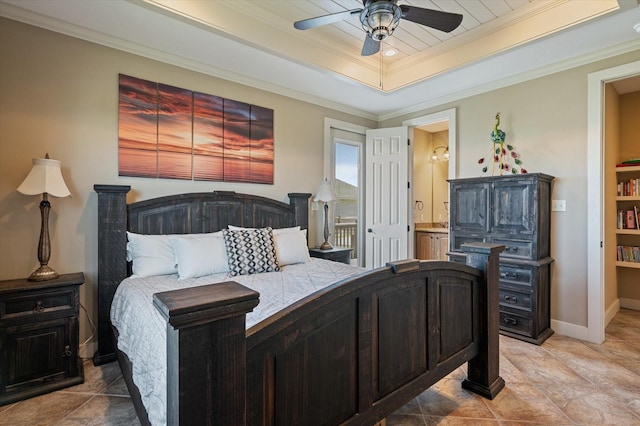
[17,157,70,197]
[314,179,337,202]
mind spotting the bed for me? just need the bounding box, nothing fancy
[93,184,505,426]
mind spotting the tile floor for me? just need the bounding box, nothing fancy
[1,309,639,425]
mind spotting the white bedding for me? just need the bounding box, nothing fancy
[110,258,365,426]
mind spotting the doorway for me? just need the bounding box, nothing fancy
[403,109,457,256]
[587,60,640,344]
[323,118,369,267]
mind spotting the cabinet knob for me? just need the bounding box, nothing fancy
[62,345,72,357]
[503,316,518,325]
[33,301,46,313]
[504,295,518,304]
[500,272,518,279]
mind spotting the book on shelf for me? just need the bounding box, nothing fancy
[625,210,636,229]
[617,207,640,229]
[617,158,640,167]
[618,178,640,196]
[617,245,640,263]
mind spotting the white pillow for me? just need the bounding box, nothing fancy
[170,232,229,279]
[274,229,310,266]
[126,232,177,277]
[228,226,309,265]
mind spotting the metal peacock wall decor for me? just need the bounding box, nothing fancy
[477,113,526,175]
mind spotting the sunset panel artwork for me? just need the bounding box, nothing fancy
[158,83,193,180]
[193,92,224,181]
[118,74,274,184]
[118,74,158,178]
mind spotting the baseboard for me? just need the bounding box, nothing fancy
[620,298,640,311]
[605,299,621,327]
[550,318,590,341]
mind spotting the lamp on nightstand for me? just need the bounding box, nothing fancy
[314,178,337,250]
[17,154,71,281]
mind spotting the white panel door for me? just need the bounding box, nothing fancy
[365,127,409,269]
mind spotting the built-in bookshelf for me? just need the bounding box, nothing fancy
[616,165,640,269]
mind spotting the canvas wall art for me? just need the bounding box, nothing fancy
[118,74,274,184]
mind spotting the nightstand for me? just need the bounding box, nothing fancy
[0,272,84,405]
[309,247,352,265]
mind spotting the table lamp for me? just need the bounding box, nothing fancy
[17,154,71,281]
[314,178,337,250]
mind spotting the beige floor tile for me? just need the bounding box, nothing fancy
[481,382,571,424]
[64,359,124,394]
[423,416,499,425]
[415,378,495,419]
[0,391,92,426]
[503,350,592,388]
[584,339,640,361]
[56,395,140,426]
[563,355,640,389]
[541,383,640,425]
[385,413,428,425]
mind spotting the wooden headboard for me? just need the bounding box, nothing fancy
[92,184,311,365]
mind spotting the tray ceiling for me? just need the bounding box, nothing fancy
[141,0,623,92]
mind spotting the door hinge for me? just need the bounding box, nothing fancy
[407,225,410,232]
[407,181,410,189]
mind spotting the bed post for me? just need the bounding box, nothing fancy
[460,242,505,399]
[93,184,131,365]
[153,282,260,426]
[287,192,311,230]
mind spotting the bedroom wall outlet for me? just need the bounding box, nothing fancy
[311,201,319,211]
[552,200,566,211]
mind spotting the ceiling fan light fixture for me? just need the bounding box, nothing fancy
[360,2,401,41]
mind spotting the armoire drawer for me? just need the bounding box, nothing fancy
[492,238,534,260]
[499,288,532,312]
[498,264,532,287]
[499,311,533,337]
[450,233,487,251]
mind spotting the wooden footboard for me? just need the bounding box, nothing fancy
[153,244,505,426]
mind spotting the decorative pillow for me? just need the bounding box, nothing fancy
[170,232,229,279]
[228,225,308,266]
[273,229,310,266]
[223,227,280,276]
[126,232,177,277]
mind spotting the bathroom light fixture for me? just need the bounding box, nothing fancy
[431,146,450,162]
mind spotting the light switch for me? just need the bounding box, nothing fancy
[552,200,566,211]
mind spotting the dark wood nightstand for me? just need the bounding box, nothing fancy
[309,247,352,265]
[0,272,85,405]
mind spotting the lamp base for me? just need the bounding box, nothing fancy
[319,241,333,250]
[28,265,59,282]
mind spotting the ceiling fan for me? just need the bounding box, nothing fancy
[293,0,463,56]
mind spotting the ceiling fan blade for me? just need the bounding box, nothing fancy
[399,5,463,33]
[361,34,380,56]
[294,8,362,30]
